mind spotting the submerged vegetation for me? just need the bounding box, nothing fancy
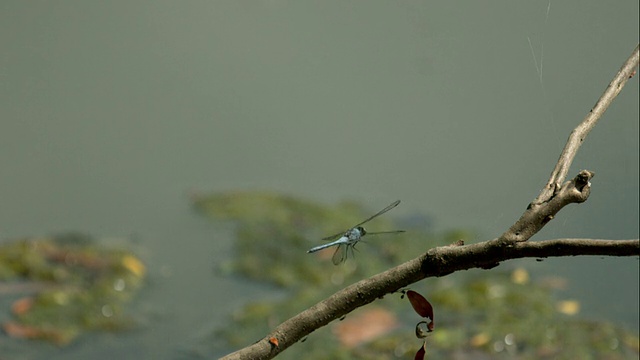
[193,191,639,359]
[0,233,145,345]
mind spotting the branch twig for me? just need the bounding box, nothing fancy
[499,43,639,244]
[533,44,640,205]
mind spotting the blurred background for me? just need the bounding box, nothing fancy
[0,1,638,358]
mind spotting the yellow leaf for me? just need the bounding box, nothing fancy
[556,300,580,315]
[122,255,146,277]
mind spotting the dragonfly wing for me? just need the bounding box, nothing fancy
[363,230,406,236]
[322,200,400,241]
[352,200,401,228]
[332,244,347,265]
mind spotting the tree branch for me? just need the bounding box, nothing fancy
[499,43,639,245]
[533,43,639,205]
[220,44,640,360]
[223,239,639,360]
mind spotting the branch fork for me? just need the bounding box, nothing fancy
[500,170,594,244]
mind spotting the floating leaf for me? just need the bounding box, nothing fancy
[11,297,35,316]
[470,332,490,347]
[2,321,77,345]
[510,268,529,285]
[333,307,398,347]
[556,300,580,315]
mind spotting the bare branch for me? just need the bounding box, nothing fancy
[533,44,639,205]
[497,44,639,245]
[499,170,594,243]
[222,239,639,360]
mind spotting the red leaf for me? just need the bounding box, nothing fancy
[414,342,426,360]
[406,290,433,321]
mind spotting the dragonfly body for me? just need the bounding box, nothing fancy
[307,227,366,253]
[307,200,404,265]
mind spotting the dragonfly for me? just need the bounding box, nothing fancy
[307,200,405,265]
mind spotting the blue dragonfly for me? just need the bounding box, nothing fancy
[307,200,405,265]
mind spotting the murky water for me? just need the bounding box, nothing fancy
[1,2,637,358]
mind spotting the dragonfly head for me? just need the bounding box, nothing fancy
[356,226,366,236]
